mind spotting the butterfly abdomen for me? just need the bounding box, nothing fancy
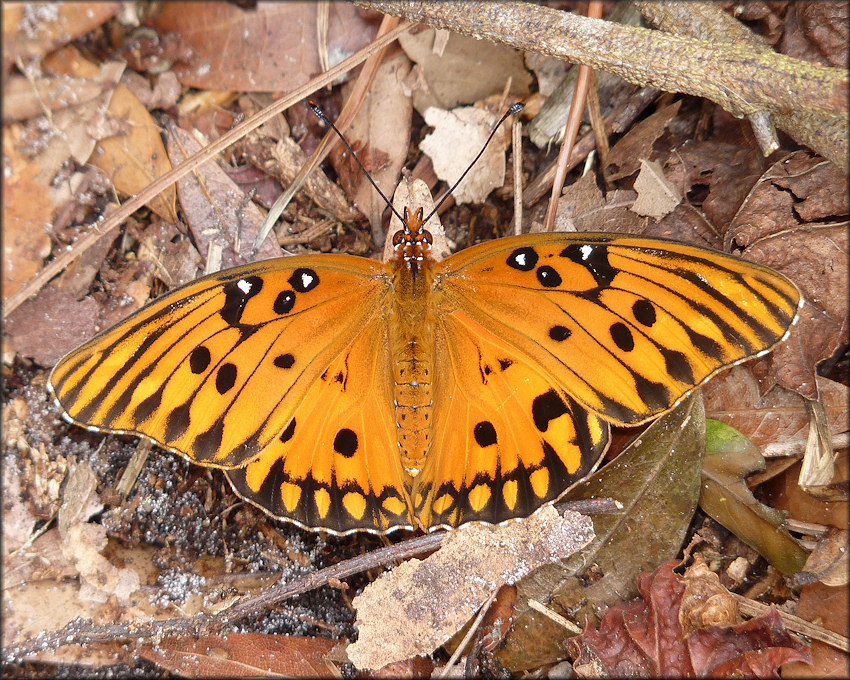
[389,260,437,476]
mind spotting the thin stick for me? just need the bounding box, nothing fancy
[512,118,523,235]
[542,0,602,232]
[436,588,499,678]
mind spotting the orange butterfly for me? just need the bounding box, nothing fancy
[49,200,801,534]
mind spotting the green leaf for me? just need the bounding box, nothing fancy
[700,418,809,575]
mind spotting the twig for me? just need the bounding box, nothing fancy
[542,0,601,232]
[356,1,846,120]
[733,594,850,653]
[436,588,498,678]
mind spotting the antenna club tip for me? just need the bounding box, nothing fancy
[509,102,525,115]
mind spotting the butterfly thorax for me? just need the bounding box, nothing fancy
[389,207,437,476]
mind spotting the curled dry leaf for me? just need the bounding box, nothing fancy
[799,528,848,587]
[679,556,739,636]
[346,506,594,671]
[420,106,506,205]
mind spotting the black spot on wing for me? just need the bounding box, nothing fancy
[532,390,569,433]
[549,325,571,341]
[133,385,164,426]
[280,417,296,443]
[560,243,616,287]
[473,421,498,447]
[189,346,211,374]
[274,290,296,315]
[632,299,656,326]
[221,276,263,325]
[536,265,562,288]
[610,322,635,352]
[507,247,538,271]
[498,358,513,371]
[273,353,295,369]
[288,268,319,293]
[333,428,358,458]
[215,363,238,394]
[633,374,672,412]
[165,402,192,442]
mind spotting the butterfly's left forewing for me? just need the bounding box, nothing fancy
[434,233,801,427]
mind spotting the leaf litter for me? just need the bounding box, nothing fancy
[2,1,848,676]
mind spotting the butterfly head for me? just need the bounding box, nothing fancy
[392,206,433,263]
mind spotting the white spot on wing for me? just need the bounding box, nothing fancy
[237,279,252,294]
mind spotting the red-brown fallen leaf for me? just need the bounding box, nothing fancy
[569,560,811,677]
[138,633,340,678]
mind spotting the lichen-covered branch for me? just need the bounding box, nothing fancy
[633,1,847,168]
[357,1,847,121]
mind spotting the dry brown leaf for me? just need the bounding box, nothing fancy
[165,123,281,269]
[43,46,177,221]
[800,528,848,587]
[605,101,681,181]
[631,158,682,219]
[2,2,120,65]
[2,129,52,301]
[704,370,847,451]
[419,106,505,205]
[148,2,377,92]
[139,634,341,678]
[2,75,111,122]
[334,50,413,240]
[398,26,531,113]
[347,506,594,670]
[761,450,848,530]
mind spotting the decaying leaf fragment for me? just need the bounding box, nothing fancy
[347,506,594,671]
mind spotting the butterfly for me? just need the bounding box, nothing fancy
[48,195,801,535]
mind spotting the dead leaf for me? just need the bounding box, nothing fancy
[139,634,341,678]
[165,123,281,269]
[347,506,594,670]
[43,46,177,222]
[780,2,849,68]
[700,418,809,575]
[569,560,811,677]
[679,556,739,636]
[398,26,531,113]
[2,2,120,65]
[148,2,377,92]
[704,370,847,452]
[2,129,53,301]
[761,450,848,531]
[420,106,505,205]
[799,528,848,587]
[605,101,681,181]
[2,74,111,123]
[631,158,682,218]
[781,581,849,678]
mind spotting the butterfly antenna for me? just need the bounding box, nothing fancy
[308,101,408,226]
[423,102,525,224]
